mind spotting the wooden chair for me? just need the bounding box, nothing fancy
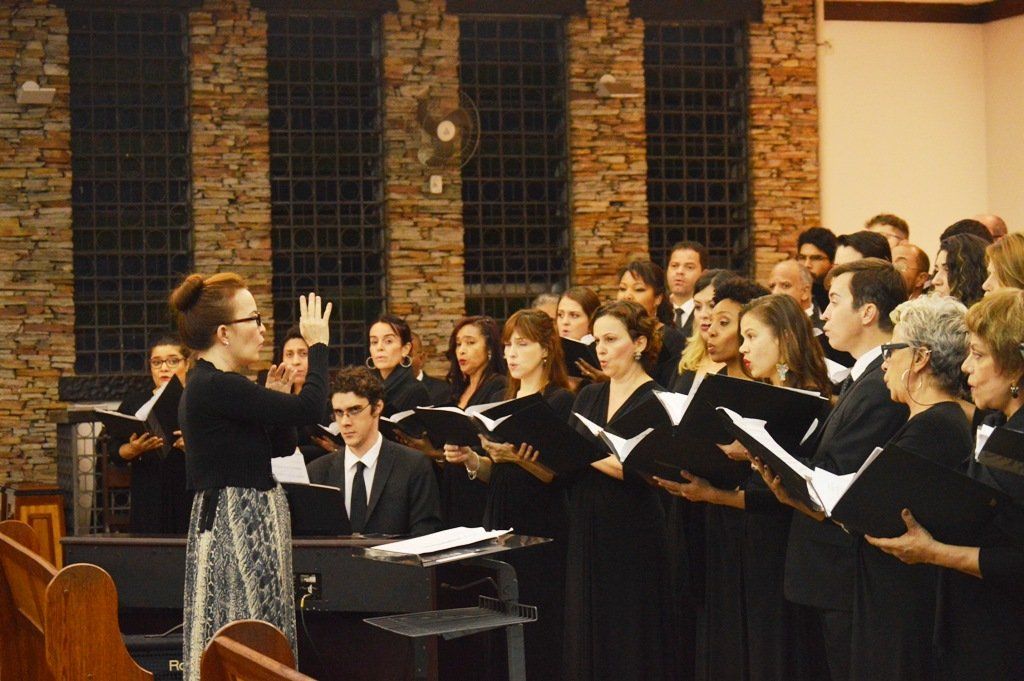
[0,519,154,681]
[200,620,316,681]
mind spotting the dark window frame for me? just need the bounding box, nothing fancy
[644,21,752,273]
[62,5,193,402]
[459,16,571,320]
[266,11,386,368]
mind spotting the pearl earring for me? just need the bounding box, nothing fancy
[1012,383,1021,399]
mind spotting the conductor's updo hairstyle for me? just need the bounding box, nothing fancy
[592,300,661,370]
[169,272,248,351]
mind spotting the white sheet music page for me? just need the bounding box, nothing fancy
[653,390,691,426]
[373,527,512,555]
[272,449,310,485]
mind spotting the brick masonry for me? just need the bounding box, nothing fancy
[0,1,74,483]
[0,0,819,483]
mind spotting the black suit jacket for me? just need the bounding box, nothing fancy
[306,438,443,537]
[784,355,908,611]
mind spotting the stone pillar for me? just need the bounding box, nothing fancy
[382,0,463,372]
[0,1,73,482]
[567,0,649,298]
[749,0,821,281]
[189,0,274,353]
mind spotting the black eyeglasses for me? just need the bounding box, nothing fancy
[880,342,911,361]
[226,313,262,328]
[333,403,371,420]
[150,357,184,369]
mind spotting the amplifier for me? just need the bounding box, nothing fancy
[124,633,184,681]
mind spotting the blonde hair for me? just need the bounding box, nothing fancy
[966,288,1024,379]
[987,233,1024,290]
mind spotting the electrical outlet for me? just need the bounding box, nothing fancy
[294,572,322,600]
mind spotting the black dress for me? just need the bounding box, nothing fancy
[379,364,431,417]
[440,373,508,528]
[563,380,675,681]
[108,389,190,534]
[483,384,573,681]
[849,402,973,681]
[933,407,1024,681]
[666,369,705,681]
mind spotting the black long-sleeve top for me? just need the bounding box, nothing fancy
[180,343,329,491]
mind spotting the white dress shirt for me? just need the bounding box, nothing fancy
[674,298,695,329]
[849,345,883,382]
[344,433,383,517]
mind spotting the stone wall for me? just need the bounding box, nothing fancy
[567,0,650,298]
[382,0,463,371]
[189,0,274,353]
[0,1,73,483]
[749,0,822,280]
[0,0,819,482]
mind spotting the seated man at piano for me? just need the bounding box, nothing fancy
[307,366,443,537]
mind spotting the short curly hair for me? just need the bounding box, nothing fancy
[966,289,1024,379]
[890,295,968,395]
[331,365,385,405]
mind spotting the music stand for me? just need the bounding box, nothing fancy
[356,534,548,681]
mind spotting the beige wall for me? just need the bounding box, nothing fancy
[817,13,990,259]
[983,14,1024,233]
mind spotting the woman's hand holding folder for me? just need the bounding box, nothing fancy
[752,457,826,521]
[864,509,981,579]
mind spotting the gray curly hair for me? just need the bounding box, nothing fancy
[889,295,968,394]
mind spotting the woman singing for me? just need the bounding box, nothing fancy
[866,289,1024,680]
[108,334,190,534]
[172,273,331,681]
[445,308,573,679]
[563,300,674,681]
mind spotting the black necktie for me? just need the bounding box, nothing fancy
[350,461,367,533]
[838,375,854,397]
[674,307,684,328]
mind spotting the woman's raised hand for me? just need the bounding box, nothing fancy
[299,292,332,347]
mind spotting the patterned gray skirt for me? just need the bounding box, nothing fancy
[182,485,296,681]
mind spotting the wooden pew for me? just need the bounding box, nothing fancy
[201,620,316,681]
[45,563,154,680]
[0,519,153,681]
[0,519,57,681]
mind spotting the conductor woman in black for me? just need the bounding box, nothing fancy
[172,273,331,681]
[108,334,190,534]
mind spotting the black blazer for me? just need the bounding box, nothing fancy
[306,438,443,537]
[784,355,909,610]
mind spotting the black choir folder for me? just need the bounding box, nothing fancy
[560,336,599,378]
[977,427,1024,477]
[605,374,830,488]
[94,375,183,445]
[378,410,432,445]
[571,412,676,482]
[718,407,1010,543]
[415,394,604,476]
[281,482,351,536]
[412,394,546,447]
